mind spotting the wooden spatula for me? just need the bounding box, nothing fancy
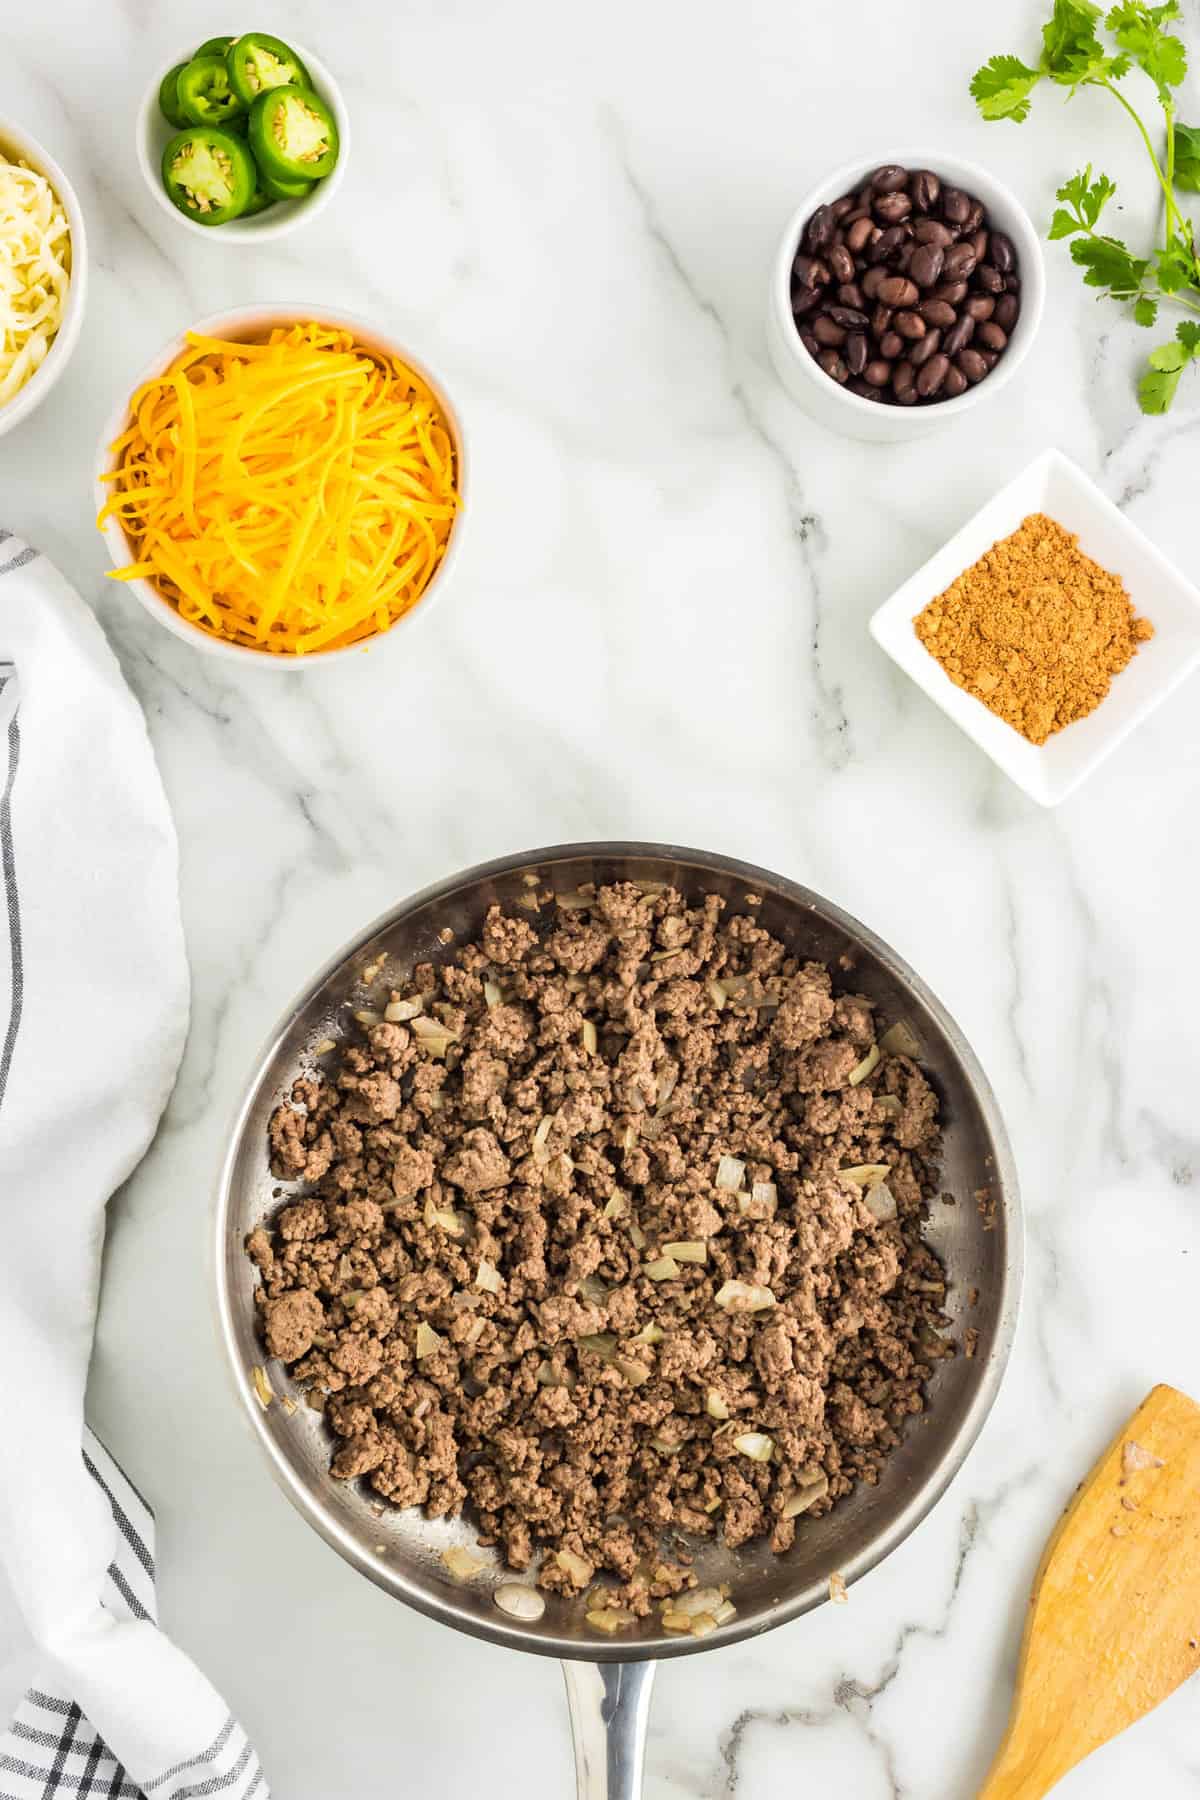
[979,1384,1200,1798]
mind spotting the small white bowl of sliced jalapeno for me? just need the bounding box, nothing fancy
[136,32,348,241]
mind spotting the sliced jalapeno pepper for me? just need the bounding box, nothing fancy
[194,35,235,57]
[248,85,339,183]
[259,168,314,203]
[161,127,256,225]
[226,33,311,108]
[176,54,245,127]
[158,63,191,128]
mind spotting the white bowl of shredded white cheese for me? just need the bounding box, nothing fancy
[0,118,86,438]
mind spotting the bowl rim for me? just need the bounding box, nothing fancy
[0,116,89,438]
[135,37,349,244]
[93,303,468,668]
[213,839,1025,1663]
[771,146,1045,426]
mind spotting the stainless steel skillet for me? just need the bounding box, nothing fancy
[214,843,1022,1798]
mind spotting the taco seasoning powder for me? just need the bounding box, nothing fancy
[914,512,1154,745]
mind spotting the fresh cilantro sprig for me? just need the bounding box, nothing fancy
[972,0,1200,413]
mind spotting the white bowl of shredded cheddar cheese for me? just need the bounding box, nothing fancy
[94,305,467,666]
[0,118,87,438]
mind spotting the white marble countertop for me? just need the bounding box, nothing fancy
[3,0,1200,1793]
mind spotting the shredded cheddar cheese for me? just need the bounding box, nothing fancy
[98,322,460,655]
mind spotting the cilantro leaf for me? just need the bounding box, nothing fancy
[1070,234,1150,294]
[971,53,1044,121]
[1051,166,1118,234]
[1041,0,1110,83]
[1138,318,1200,411]
[1174,122,1200,191]
[1134,295,1159,324]
[1106,2,1187,100]
[1156,237,1197,293]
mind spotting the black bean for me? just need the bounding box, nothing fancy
[963,200,985,234]
[971,229,989,262]
[942,314,975,357]
[874,190,912,224]
[977,321,1008,351]
[896,386,918,406]
[877,274,919,306]
[956,347,988,384]
[1005,273,1021,292]
[817,347,848,382]
[871,163,909,193]
[942,363,969,398]
[976,263,1005,294]
[844,331,869,375]
[869,225,908,264]
[878,330,904,359]
[861,266,888,299]
[847,377,883,400]
[800,329,819,357]
[793,253,830,288]
[909,243,945,288]
[825,305,869,329]
[941,187,971,225]
[912,170,941,212]
[914,218,954,247]
[805,204,836,251]
[964,294,995,321]
[871,302,894,336]
[916,353,950,397]
[864,359,892,386]
[931,279,968,306]
[829,243,856,284]
[846,216,878,254]
[990,231,1016,273]
[892,360,916,398]
[943,242,978,281]
[831,194,857,221]
[837,282,865,309]
[894,309,926,340]
[980,350,1000,370]
[792,285,822,316]
[993,293,1019,330]
[813,315,847,347]
[919,298,957,329]
[909,328,942,369]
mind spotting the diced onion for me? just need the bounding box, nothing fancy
[879,1021,921,1059]
[411,1015,457,1057]
[628,1223,647,1250]
[603,1193,627,1220]
[716,1155,745,1191]
[839,1163,891,1188]
[715,1280,776,1313]
[251,1365,274,1410]
[581,1019,598,1055]
[576,1332,617,1360]
[353,1009,382,1026]
[616,1357,651,1386]
[706,1389,731,1420]
[643,1256,680,1281]
[578,1275,609,1304]
[475,1258,503,1294]
[781,1473,829,1519]
[733,1432,775,1462]
[556,1548,593,1584]
[848,1044,880,1086]
[865,1183,897,1223]
[752,1181,778,1210]
[586,1607,635,1632]
[385,997,422,1023]
[631,1323,664,1345]
[662,1240,707,1263]
[415,1322,444,1358]
[442,1546,485,1579]
[482,981,503,1010]
[706,978,728,1011]
[665,1586,726,1620]
[874,1093,902,1120]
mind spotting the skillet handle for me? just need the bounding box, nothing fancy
[562,1659,655,1800]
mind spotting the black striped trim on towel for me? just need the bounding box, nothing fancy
[0,1438,266,1799]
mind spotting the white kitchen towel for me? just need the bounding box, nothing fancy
[0,530,267,1799]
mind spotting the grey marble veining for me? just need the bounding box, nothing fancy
[2,0,1199,1792]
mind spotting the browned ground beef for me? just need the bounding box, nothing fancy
[249,882,951,1607]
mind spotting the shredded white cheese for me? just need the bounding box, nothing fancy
[0,155,70,408]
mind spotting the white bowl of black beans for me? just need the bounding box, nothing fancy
[767,150,1044,442]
